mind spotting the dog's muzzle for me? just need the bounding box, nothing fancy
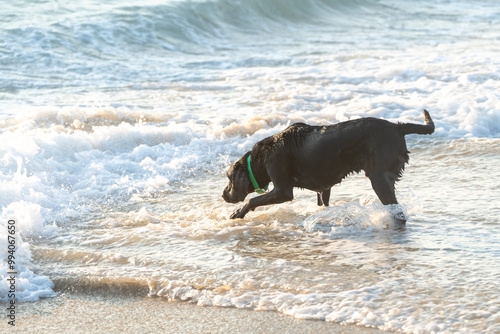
[222,186,244,203]
[222,188,235,203]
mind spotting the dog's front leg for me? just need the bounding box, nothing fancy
[230,187,294,219]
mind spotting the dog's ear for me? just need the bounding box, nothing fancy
[227,154,248,181]
[235,165,251,193]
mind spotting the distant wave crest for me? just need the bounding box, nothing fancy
[1,0,373,59]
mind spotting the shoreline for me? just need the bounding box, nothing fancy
[2,293,389,333]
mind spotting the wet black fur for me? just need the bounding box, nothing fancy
[223,110,434,221]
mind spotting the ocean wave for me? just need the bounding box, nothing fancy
[0,0,374,63]
[0,0,382,99]
[0,204,57,302]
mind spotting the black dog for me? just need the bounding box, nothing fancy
[223,110,434,221]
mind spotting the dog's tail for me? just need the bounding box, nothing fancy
[399,109,435,135]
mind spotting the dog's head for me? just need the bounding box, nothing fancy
[222,153,253,203]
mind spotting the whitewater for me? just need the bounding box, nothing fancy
[1,0,499,333]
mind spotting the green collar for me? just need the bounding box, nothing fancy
[247,155,268,194]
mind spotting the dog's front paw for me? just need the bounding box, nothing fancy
[230,208,246,219]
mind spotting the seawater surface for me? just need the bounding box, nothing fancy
[1,0,499,333]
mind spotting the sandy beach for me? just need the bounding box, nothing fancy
[2,293,388,334]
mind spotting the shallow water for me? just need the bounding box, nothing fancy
[1,0,499,333]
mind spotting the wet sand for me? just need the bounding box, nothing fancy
[2,293,389,333]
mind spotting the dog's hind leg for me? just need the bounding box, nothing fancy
[369,172,406,223]
[369,172,398,205]
[316,188,331,206]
